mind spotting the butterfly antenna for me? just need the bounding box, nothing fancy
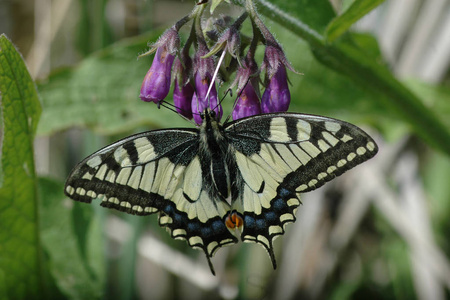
[159,101,196,125]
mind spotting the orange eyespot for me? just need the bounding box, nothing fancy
[225,211,243,229]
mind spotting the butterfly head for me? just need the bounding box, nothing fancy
[200,108,220,124]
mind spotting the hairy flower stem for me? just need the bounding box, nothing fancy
[245,0,277,46]
[194,3,207,48]
[234,12,249,29]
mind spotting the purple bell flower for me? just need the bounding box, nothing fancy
[191,71,222,124]
[232,82,261,120]
[172,57,194,119]
[191,43,222,124]
[173,78,194,119]
[261,65,290,113]
[140,46,175,103]
[230,54,261,119]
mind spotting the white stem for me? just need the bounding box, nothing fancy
[205,49,227,102]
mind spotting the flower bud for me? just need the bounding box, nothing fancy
[173,78,194,119]
[191,71,222,124]
[140,47,175,103]
[172,57,194,118]
[232,82,261,120]
[261,66,290,113]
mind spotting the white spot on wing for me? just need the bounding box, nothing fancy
[341,134,353,143]
[114,146,132,167]
[173,229,187,237]
[82,172,94,180]
[296,119,311,141]
[347,152,356,161]
[155,159,175,195]
[322,131,339,146]
[308,179,318,187]
[140,162,155,192]
[116,168,131,185]
[66,186,75,195]
[287,198,300,207]
[269,225,283,235]
[86,190,97,198]
[144,207,158,213]
[317,139,331,152]
[317,172,327,180]
[300,141,321,158]
[149,157,170,194]
[280,213,294,223]
[246,152,283,182]
[128,166,142,189]
[244,185,260,214]
[296,184,308,192]
[95,164,108,180]
[257,235,270,247]
[134,137,158,163]
[236,151,264,192]
[207,241,219,256]
[188,236,203,246]
[104,170,116,183]
[259,143,291,175]
[76,187,86,196]
[356,147,367,155]
[337,159,347,168]
[289,144,311,165]
[274,144,301,171]
[183,157,202,201]
[269,117,290,142]
[327,165,337,174]
[86,156,102,168]
[325,121,341,133]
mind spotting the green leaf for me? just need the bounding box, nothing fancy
[39,177,105,299]
[0,34,42,298]
[37,33,187,136]
[326,0,385,42]
[233,0,450,154]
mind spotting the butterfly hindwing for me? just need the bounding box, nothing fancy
[225,113,378,265]
[64,128,238,272]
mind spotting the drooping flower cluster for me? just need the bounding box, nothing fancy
[139,0,295,124]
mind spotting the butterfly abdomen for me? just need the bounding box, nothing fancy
[199,114,238,202]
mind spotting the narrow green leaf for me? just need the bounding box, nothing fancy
[326,0,385,42]
[39,177,105,299]
[0,34,42,298]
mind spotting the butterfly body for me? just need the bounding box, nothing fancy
[65,110,378,274]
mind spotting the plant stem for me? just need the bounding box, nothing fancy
[232,0,450,154]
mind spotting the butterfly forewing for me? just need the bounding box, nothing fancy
[64,128,238,268]
[225,113,378,265]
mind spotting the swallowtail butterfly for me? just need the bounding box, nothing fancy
[65,109,377,274]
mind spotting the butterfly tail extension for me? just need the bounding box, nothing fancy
[238,187,301,269]
[205,253,216,276]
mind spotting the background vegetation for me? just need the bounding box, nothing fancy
[1,0,450,299]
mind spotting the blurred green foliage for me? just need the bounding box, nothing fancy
[1,0,450,299]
